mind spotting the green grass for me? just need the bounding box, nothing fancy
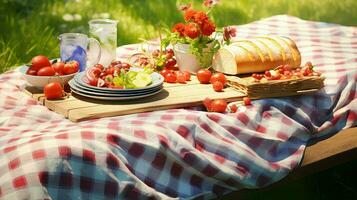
[0,0,356,73]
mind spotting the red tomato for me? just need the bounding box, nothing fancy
[203,97,213,111]
[37,66,55,76]
[93,63,104,70]
[121,63,131,70]
[26,67,37,76]
[85,67,101,86]
[52,62,65,75]
[196,69,212,84]
[160,69,170,77]
[243,97,252,106]
[183,71,191,81]
[212,81,223,92]
[63,61,79,75]
[229,104,238,113]
[210,99,227,113]
[165,58,177,70]
[44,82,63,100]
[31,55,51,71]
[210,73,227,85]
[165,72,177,83]
[176,71,186,83]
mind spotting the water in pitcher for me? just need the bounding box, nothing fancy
[89,19,118,67]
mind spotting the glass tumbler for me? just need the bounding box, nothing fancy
[89,19,118,67]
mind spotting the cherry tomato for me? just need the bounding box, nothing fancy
[203,97,213,111]
[37,66,55,76]
[44,82,63,100]
[197,69,212,84]
[165,58,177,70]
[210,73,227,85]
[229,104,238,113]
[264,71,271,77]
[31,55,51,71]
[63,61,79,75]
[210,99,227,113]
[94,63,104,70]
[176,71,186,83]
[86,67,101,86]
[26,68,37,76]
[160,69,170,77]
[121,63,131,70]
[165,72,177,83]
[183,71,191,81]
[212,81,223,92]
[52,62,65,75]
[243,97,252,106]
[105,67,115,75]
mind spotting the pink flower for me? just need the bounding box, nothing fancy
[179,3,192,11]
[223,26,237,41]
[203,0,220,8]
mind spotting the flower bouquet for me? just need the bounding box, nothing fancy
[161,0,236,73]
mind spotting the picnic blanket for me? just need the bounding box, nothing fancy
[0,15,356,200]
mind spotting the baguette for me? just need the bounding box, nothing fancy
[212,36,301,75]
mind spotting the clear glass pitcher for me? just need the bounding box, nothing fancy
[89,19,118,67]
[59,33,101,72]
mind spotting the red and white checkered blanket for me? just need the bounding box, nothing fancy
[0,15,356,200]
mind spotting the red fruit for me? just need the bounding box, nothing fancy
[203,97,213,111]
[44,82,63,100]
[165,72,177,83]
[176,71,187,83]
[160,69,171,77]
[264,71,271,77]
[229,104,238,113]
[183,71,191,81]
[26,68,37,76]
[121,63,131,70]
[37,66,55,76]
[165,58,177,70]
[86,67,101,86]
[63,61,79,75]
[212,81,223,92]
[210,73,227,85]
[52,62,65,75]
[197,69,212,84]
[210,99,227,113]
[31,55,51,71]
[243,97,252,106]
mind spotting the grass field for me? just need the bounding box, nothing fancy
[0,0,356,73]
[0,1,357,199]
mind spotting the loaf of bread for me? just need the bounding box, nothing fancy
[212,36,301,75]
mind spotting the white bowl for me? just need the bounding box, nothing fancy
[19,65,78,89]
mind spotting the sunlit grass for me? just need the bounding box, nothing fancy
[0,0,356,73]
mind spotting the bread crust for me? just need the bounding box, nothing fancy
[212,36,301,75]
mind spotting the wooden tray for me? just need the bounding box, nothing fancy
[24,76,246,122]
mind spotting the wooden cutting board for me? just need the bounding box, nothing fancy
[24,76,246,122]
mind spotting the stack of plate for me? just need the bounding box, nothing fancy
[68,71,164,100]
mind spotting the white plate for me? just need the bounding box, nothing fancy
[69,79,162,97]
[74,68,164,92]
[71,86,163,100]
